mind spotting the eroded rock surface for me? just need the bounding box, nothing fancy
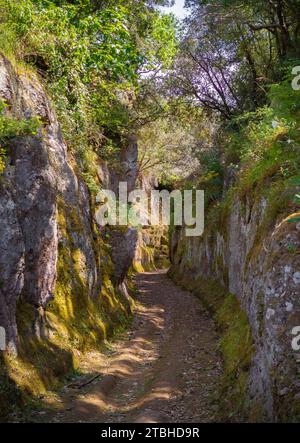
[0,54,135,355]
[171,195,300,420]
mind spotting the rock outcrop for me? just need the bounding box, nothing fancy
[171,191,300,421]
[0,53,137,411]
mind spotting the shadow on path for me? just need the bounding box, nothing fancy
[28,271,222,423]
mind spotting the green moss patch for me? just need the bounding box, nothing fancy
[216,294,254,421]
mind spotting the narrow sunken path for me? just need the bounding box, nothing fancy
[30,271,222,423]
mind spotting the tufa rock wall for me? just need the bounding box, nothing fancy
[0,53,138,413]
[170,191,300,421]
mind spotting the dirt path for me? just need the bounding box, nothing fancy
[30,271,222,423]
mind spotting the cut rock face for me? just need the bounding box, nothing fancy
[0,54,61,353]
[171,194,300,420]
[0,53,140,356]
[0,55,94,353]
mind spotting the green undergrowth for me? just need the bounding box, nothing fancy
[169,270,255,422]
[196,75,300,220]
[229,77,300,202]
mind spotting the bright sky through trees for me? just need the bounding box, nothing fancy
[160,0,187,19]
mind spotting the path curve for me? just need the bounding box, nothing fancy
[30,271,222,423]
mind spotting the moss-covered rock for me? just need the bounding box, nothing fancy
[133,228,170,272]
[170,174,300,422]
[0,53,135,420]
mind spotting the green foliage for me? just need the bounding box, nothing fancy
[269,61,300,122]
[196,150,224,205]
[0,99,40,174]
[138,115,200,184]
[0,0,178,188]
[219,72,300,200]
[139,12,178,72]
[1,1,141,80]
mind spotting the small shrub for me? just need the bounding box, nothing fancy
[0,99,40,173]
